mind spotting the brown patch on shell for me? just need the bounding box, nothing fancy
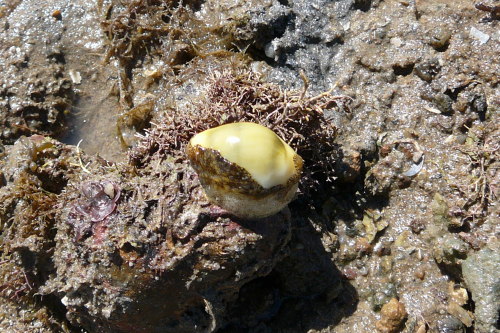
[186,142,302,199]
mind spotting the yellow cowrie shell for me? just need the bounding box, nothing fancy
[187,122,303,219]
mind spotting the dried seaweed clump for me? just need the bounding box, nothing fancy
[452,121,499,224]
[130,70,351,194]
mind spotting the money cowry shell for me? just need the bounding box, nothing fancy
[186,122,303,219]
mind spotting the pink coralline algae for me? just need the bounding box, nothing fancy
[67,180,121,241]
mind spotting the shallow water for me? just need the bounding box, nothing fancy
[60,76,125,163]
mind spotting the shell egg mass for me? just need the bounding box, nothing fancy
[187,122,303,219]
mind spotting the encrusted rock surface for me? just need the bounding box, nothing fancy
[1,0,499,332]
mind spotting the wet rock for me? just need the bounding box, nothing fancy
[0,301,63,333]
[375,298,407,333]
[454,84,488,119]
[447,301,473,328]
[421,90,454,115]
[436,315,465,333]
[336,148,362,183]
[273,215,342,298]
[241,0,358,91]
[50,199,290,332]
[364,149,405,196]
[0,1,105,144]
[448,283,468,306]
[433,234,469,279]
[0,135,83,324]
[430,193,450,227]
[427,25,452,51]
[414,58,441,82]
[238,2,292,52]
[432,93,454,114]
[1,0,499,331]
[370,283,397,311]
[1,133,294,333]
[224,211,346,330]
[35,142,292,332]
[346,134,378,161]
[409,218,427,234]
[462,247,500,333]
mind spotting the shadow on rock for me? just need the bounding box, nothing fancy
[220,206,358,332]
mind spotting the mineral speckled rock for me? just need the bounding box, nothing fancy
[375,298,407,333]
[462,246,500,333]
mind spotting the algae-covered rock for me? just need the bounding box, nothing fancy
[41,149,291,332]
[0,136,79,300]
[0,135,292,333]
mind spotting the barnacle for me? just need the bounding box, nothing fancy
[187,122,303,219]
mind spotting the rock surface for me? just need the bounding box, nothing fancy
[1,0,499,332]
[463,246,500,333]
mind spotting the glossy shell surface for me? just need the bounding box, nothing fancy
[187,122,303,218]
